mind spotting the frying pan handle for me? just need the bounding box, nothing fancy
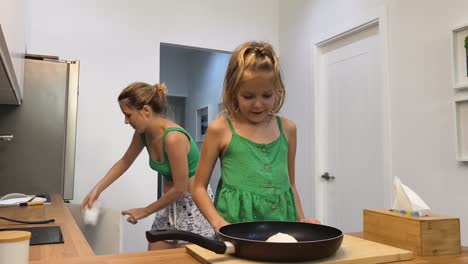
[146,229,228,254]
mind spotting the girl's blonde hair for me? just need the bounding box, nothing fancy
[118,82,168,114]
[222,41,285,116]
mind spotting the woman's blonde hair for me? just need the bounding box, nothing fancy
[118,82,168,114]
[222,41,285,116]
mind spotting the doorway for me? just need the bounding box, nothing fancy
[159,43,231,198]
[315,19,391,232]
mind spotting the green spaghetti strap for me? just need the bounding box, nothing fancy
[225,117,236,133]
[276,116,284,135]
[161,127,187,159]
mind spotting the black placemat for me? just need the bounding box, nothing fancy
[0,226,64,245]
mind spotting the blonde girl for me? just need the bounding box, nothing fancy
[192,41,319,232]
[81,82,214,250]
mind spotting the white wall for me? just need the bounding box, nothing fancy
[184,51,230,142]
[184,50,231,193]
[160,45,230,194]
[160,45,192,97]
[27,0,278,253]
[279,0,468,244]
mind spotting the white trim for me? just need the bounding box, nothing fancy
[379,7,394,208]
[314,6,393,223]
[454,97,468,161]
[452,23,468,33]
[313,44,323,222]
[454,95,468,102]
[315,19,379,48]
[450,23,468,90]
[196,105,209,143]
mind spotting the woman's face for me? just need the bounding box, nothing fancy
[236,74,276,124]
[119,100,147,133]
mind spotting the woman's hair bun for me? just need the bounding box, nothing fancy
[155,83,167,96]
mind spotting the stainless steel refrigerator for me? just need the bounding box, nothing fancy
[0,56,79,200]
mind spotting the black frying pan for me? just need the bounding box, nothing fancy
[146,221,343,262]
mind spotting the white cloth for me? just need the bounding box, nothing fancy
[83,201,101,226]
[0,194,46,205]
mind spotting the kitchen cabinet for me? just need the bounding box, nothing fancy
[0,25,22,104]
[0,0,28,105]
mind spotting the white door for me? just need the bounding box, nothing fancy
[315,23,387,232]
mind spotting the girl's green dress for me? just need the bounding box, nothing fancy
[214,116,298,223]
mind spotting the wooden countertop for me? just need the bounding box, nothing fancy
[1,195,467,264]
[347,233,468,264]
[32,248,200,264]
[0,194,94,262]
[31,247,468,264]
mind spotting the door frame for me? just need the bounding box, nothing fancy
[313,10,392,223]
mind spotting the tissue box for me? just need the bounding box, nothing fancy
[363,209,461,256]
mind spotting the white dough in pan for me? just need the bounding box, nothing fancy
[266,232,298,243]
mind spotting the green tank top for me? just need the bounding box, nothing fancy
[214,116,298,223]
[140,127,199,181]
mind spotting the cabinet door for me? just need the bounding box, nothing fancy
[0,0,28,105]
[0,25,22,104]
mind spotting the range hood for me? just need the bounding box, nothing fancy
[0,24,22,105]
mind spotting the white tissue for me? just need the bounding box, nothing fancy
[83,201,101,225]
[392,176,430,215]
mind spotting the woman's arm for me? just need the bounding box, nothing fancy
[192,118,230,231]
[122,131,191,224]
[81,131,144,210]
[283,117,320,224]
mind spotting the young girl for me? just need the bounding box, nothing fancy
[192,41,319,232]
[81,82,214,250]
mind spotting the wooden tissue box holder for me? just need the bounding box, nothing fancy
[363,209,461,256]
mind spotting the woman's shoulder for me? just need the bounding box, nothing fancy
[163,127,190,146]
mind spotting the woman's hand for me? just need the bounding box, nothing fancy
[121,207,152,224]
[300,218,321,224]
[81,188,100,211]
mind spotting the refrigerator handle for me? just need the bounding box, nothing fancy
[0,134,14,141]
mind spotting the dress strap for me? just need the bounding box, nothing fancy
[162,127,189,159]
[276,115,285,135]
[225,117,236,134]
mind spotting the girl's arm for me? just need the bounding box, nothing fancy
[122,131,191,224]
[81,131,144,210]
[283,117,320,224]
[192,118,230,231]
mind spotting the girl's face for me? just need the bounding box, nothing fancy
[119,100,149,133]
[236,74,276,124]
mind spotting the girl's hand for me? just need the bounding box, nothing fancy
[300,218,321,224]
[81,189,100,211]
[121,208,151,224]
[213,219,230,232]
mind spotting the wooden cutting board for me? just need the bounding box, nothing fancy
[186,234,414,264]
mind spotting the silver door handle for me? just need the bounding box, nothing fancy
[321,172,335,181]
[0,135,13,141]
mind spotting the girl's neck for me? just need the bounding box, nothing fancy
[233,113,275,127]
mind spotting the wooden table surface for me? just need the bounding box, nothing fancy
[31,247,468,264]
[1,195,467,264]
[0,194,94,263]
[347,233,468,264]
